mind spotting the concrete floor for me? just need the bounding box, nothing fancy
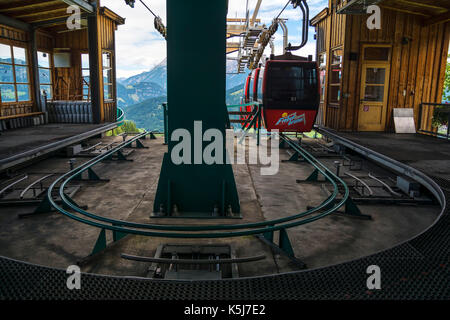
[0,134,441,279]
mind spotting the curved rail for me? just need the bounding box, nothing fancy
[117,107,125,127]
[345,172,374,196]
[0,175,28,198]
[19,174,54,199]
[47,131,350,239]
[121,254,266,264]
[368,173,402,197]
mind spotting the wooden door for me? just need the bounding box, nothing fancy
[358,63,390,131]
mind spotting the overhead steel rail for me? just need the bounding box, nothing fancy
[46,125,352,258]
[316,126,446,207]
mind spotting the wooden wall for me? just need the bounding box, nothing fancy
[53,29,88,101]
[314,10,329,127]
[314,1,450,132]
[341,9,449,132]
[0,7,120,125]
[97,12,118,122]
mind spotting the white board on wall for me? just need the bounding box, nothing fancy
[393,108,416,134]
[54,52,71,68]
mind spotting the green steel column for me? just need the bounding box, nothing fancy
[153,0,240,216]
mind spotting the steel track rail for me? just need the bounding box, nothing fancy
[47,130,350,238]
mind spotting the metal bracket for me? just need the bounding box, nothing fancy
[73,167,109,182]
[91,228,106,255]
[256,230,306,269]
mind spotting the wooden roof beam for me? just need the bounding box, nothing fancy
[0,13,32,31]
[14,8,69,20]
[32,13,88,27]
[380,5,430,17]
[0,0,61,13]
[392,0,448,11]
[227,18,261,23]
[424,11,450,26]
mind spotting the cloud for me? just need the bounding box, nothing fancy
[102,0,328,78]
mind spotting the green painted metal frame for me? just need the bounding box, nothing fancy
[47,130,351,257]
[152,0,240,217]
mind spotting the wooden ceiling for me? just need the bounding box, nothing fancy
[338,0,450,25]
[0,0,94,32]
[381,0,449,25]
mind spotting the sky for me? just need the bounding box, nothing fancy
[101,0,329,79]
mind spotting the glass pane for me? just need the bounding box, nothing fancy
[15,66,29,83]
[330,67,341,84]
[104,84,113,100]
[40,85,52,99]
[330,86,340,103]
[17,84,30,101]
[13,47,27,65]
[364,47,390,61]
[102,52,111,68]
[332,49,343,65]
[103,69,111,84]
[0,64,14,83]
[0,43,11,63]
[266,64,319,108]
[320,70,326,101]
[82,69,90,77]
[364,85,384,102]
[83,87,89,96]
[81,54,89,69]
[39,68,51,84]
[319,53,326,68]
[365,68,385,84]
[37,51,50,68]
[82,75,90,85]
[0,83,15,102]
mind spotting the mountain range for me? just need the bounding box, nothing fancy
[117,58,248,131]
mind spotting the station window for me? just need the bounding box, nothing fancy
[0,43,31,103]
[102,51,113,101]
[37,51,53,100]
[329,48,342,104]
[81,53,90,100]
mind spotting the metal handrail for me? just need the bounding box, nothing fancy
[417,102,450,140]
[47,131,350,238]
[121,254,266,264]
[117,107,125,127]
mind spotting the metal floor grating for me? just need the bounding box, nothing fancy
[0,178,449,300]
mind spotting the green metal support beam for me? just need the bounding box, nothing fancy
[153,0,240,217]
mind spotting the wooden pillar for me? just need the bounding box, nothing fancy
[87,13,101,124]
[30,28,42,113]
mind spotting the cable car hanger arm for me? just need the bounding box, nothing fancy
[286,0,309,52]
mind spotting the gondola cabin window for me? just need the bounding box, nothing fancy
[38,51,53,100]
[0,43,31,103]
